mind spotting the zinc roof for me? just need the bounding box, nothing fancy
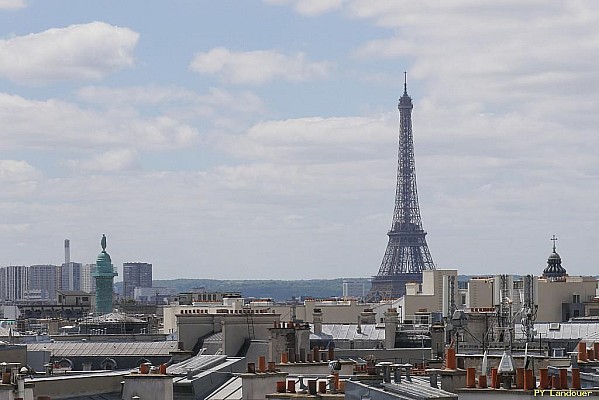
[167,353,227,375]
[513,323,599,341]
[310,324,385,341]
[205,376,242,400]
[27,341,178,357]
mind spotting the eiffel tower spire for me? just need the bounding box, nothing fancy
[366,74,435,301]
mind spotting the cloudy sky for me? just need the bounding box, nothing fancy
[1,1,598,280]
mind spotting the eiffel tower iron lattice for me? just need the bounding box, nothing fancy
[366,74,435,301]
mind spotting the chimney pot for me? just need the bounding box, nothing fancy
[247,362,256,373]
[258,356,266,373]
[572,368,581,390]
[276,381,286,393]
[287,380,296,393]
[478,375,487,389]
[318,380,327,394]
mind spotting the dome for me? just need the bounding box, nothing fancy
[96,250,112,265]
[548,251,561,260]
[543,250,566,279]
[93,234,116,276]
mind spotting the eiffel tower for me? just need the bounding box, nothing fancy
[366,73,435,301]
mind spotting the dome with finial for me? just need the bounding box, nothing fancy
[542,235,567,279]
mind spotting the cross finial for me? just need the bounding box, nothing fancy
[551,235,558,252]
[403,71,408,94]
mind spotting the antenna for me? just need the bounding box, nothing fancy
[403,71,408,94]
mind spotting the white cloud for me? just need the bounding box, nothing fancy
[0,159,38,198]
[64,149,140,172]
[199,88,265,114]
[77,85,197,105]
[0,93,199,150]
[0,0,25,9]
[263,0,345,15]
[76,86,264,119]
[213,160,390,202]
[0,21,138,84]
[0,224,29,234]
[228,115,395,163]
[189,47,332,85]
[347,3,599,101]
[0,159,37,181]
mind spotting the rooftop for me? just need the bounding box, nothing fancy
[310,323,385,341]
[27,341,178,357]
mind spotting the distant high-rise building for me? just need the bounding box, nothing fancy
[92,234,118,315]
[0,265,28,301]
[27,264,60,301]
[81,264,97,293]
[61,262,83,291]
[0,268,4,300]
[61,239,88,292]
[123,262,153,299]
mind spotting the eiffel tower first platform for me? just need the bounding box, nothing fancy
[365,74,435,302]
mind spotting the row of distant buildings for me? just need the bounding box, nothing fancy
[0,263,95,302]
[0,239,153,303]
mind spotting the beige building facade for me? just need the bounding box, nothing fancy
[372,269,459,324]
[465,275,598,323]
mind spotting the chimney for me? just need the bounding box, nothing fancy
[313,308,323,335]
[384,308,398,349]
[123,371,173,400]
[64,239,70,264]
[359,309,376,324]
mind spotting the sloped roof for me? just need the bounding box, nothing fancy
[243,340,269,364]
[310,324,385,341]
[206,376,242,400]
[167,353,227,376]
[347,377,457,400]
[27,341,178,357]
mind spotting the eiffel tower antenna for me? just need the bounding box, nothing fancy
[366,73,435,301]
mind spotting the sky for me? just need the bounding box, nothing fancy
[0,1,598,280]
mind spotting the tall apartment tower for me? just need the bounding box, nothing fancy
[28,264,60,301]
[60,239,95,293]
[62,238,85,291]
[0,265,28,301]
[61,262,83,291]
[81,264,97,293]
[366,75,435,301]
[123,262,153,299]
[92,234,118,315]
